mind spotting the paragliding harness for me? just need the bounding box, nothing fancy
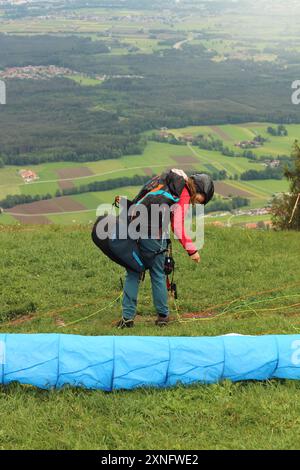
[91,170,185,292]
[164,241,177,299]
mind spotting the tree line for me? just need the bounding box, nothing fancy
[0,175,151,209]
[267,125,288,137]
[240,167,284,181]
[206,196,250,213]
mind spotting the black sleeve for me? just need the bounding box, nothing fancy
[166,171,186,198]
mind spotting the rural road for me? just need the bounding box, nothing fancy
[173,33,194,50]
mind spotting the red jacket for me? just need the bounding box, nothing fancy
[171,186,198,256]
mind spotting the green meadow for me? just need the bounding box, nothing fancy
[0,122,296,225]
[0,225,300,449]
[2,1,300,451]
[66,75,104,86]
[169,123,300,157]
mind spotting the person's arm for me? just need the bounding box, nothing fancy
[171,188,200,262]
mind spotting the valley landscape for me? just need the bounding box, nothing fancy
[1,0,300,452]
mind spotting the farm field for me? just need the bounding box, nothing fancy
[206,213,271,227]
[1,0,300,452]
[1,0,300,64]
[0,122,295,226]
[0,15,176,57]
[1,225,300,449]
[168,123,300,157]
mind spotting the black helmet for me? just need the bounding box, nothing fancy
[191,173,215,205]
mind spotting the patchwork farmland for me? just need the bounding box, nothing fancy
[0,122,295,226]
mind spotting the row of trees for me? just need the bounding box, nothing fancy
[267,125,288,137]
[2,137,146,166]
[206,196,250,213]
[0,193,53,210]
[57,175,151,198]
[211,170,228,181]
[240,167,283,181]
[0,34,109,69]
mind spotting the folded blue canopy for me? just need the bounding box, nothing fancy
[1,334,300,391]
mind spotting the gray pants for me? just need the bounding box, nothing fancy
[122,239,169,320]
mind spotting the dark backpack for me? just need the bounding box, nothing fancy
[131,170,186,208]
[92,169,186,273]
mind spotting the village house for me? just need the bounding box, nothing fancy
[263,159,281,168]
[180,134,194,143]
[159,131,175,139]
[235,140,262,149]
[19,169,39,184]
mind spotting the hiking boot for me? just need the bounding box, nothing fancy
[116,318,134,329]
[155,315,169,327]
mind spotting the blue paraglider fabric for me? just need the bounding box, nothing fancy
[0,334,300,391]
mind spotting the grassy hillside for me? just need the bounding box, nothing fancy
[0,225,300,449]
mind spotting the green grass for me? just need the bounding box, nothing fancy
[0,213,18,225]
[0,167,21,199]
[47,211,95,225]
[66,75,104,86]
[120,37,167,54]
[2,380,300,450]
[20,181,60,197]
[206,214,271,226]
[226,180,270,199]
[238,179,289,196]
[188,145,263,175]
[0,225,300,449]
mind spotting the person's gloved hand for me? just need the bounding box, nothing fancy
[190,252,201,263]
